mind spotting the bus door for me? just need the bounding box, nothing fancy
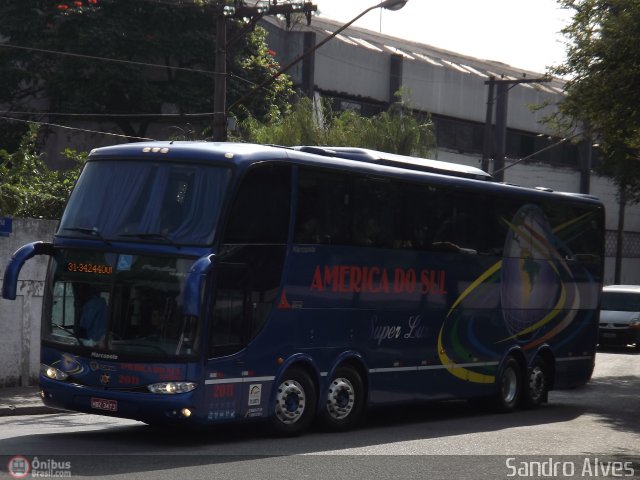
[205,163,292,422]
[205,261,254,422]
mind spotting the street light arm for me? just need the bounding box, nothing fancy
[227,0,407,114]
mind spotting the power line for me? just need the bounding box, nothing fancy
[492,132,583,176]
[0,43,261,87]
[0,115,156,141]
[1,111,214,118]
[0,43,216,75]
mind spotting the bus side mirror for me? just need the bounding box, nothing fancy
[182,254,215,317]
[2,241,55,300]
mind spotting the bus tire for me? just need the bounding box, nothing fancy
[321,365,364,432]
[494,355,522,412]
[269,367,317,436]
[522,356,548,409]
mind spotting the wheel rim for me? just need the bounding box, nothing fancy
[326,377,355,421]
[528,366,545,401]
[274,379,306,425]
[502,366,518,404]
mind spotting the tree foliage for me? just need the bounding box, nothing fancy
[238,96,436,157]
[0,125,84,219]
[0,0,293,143]
[552,0,640,199]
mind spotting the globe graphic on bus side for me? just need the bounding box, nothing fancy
[501,204,561,338]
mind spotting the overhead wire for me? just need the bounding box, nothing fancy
[0,115,156,141]
[1,111,214,118]
[492,132,583,176]
[0,40,264,137]
[0,43,262,86]
[0,2,296,139]
[0,43,217,76]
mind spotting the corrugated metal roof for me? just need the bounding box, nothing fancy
[263,16,566,93]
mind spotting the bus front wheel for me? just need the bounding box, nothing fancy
[270,367,317,436]
[321,365,364,432]
[494,355,522,412]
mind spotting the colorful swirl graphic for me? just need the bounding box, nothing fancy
[437,206,595,383]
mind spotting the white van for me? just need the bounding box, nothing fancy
[599,285,640,350]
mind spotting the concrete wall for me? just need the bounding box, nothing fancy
[0,218,57,387]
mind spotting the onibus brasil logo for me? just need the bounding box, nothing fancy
[7,455,72,478]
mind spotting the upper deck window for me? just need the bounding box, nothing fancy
[58,160,232,246]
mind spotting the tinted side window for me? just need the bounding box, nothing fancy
[351,177,400,248]
[210,164,291,358]
[543,202,604,259]
[295,168,352,245]
[429,189,491,254]
[296,167,498,253]
[224,164,291,244]
[295,169,402,248]
[209,263,251,357]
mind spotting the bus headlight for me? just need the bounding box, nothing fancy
[40,363,69,381]
[147,382,197,394]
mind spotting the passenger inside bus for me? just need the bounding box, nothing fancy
[77,285,108,347]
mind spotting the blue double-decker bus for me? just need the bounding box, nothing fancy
[2,142,604,435]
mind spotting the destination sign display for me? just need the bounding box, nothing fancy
[65,262,113,275]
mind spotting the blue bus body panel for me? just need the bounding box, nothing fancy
[276,243,599,401]
[40,345,205,424]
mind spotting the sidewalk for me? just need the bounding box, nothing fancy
[0,386,58,417]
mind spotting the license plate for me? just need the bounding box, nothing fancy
[603,333,617,339]
[91,397,118,412]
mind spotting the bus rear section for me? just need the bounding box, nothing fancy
[272,165,603,420]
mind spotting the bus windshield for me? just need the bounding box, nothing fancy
[43,250,200,359]
[58,160,231,245]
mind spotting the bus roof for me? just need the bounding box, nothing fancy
[90,141,490,180]
[88,141,602,207]
[293,146,493,181]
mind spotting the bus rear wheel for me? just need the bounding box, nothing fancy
[522,357,548,409]
[321,365,364,432]
[494,355,522,412]
[270,367,317,436]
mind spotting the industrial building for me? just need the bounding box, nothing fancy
[261,15,640,284]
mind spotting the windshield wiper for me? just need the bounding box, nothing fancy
[62,226,111,244]
[118,232,180,248]
[51,322,82,345]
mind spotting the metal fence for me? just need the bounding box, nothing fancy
[605,230,640,258]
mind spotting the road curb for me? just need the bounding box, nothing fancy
[0,405,60,417]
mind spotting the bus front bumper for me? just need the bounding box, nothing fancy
[39,376,201,425]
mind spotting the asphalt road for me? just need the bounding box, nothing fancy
[0,349,638,479]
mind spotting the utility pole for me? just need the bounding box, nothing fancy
[212,12,227,142]
[211,1,318,142]
[493,82,509,182]
[483,76,551,181]
[481,76,495,173]
[226,0,406,126]
[615,185,627,284]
